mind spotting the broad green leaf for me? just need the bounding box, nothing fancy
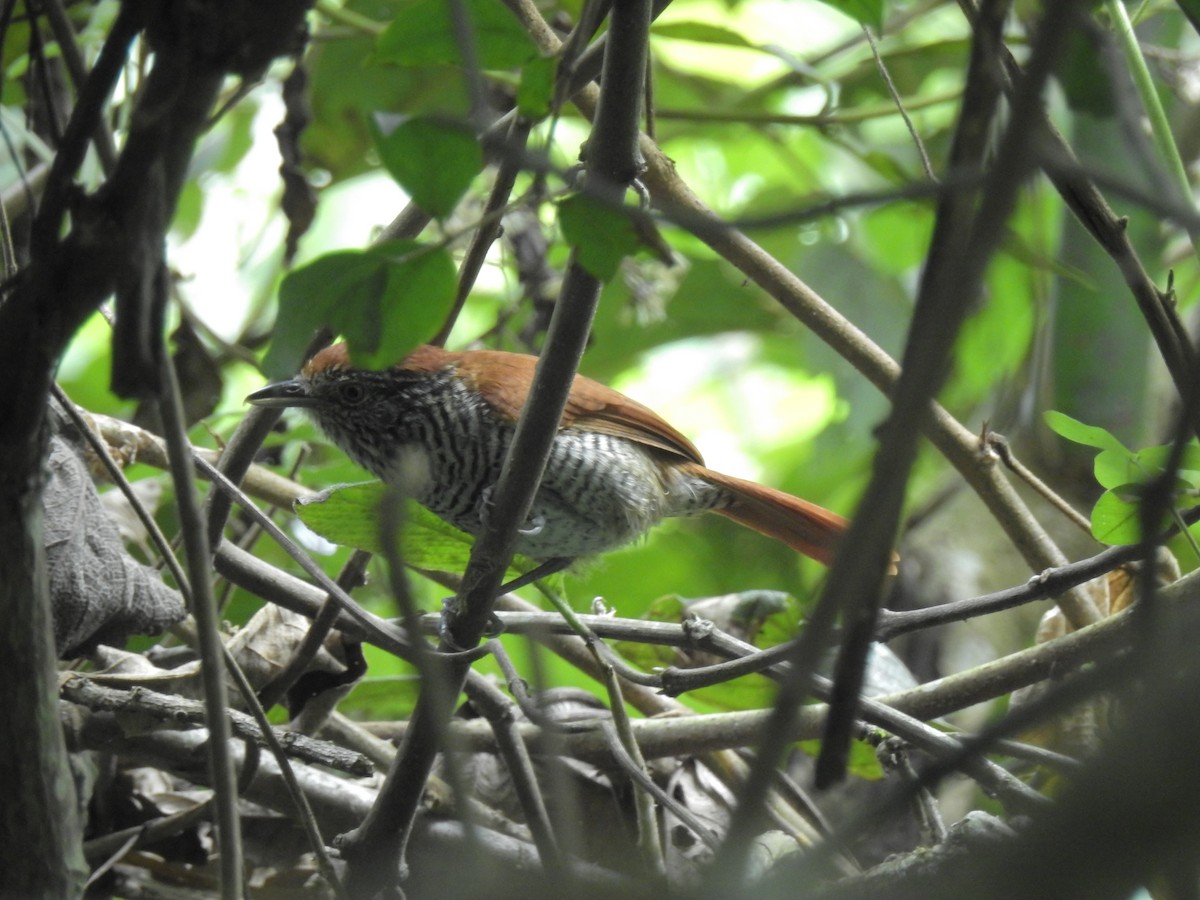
[264,241,455,378]
[298,481,470,567]
[1044,410,1133,456]
[1091,488,1141,545]
[376,0,537,70]
[559,194,641,281]
[516,55,557,120]
[815,0,883,29]
[265,249,389,378]
[295,481,536,579]
[367,242,457,370]
[373,116,483,219]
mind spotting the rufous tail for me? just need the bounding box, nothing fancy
[688,465,849,566]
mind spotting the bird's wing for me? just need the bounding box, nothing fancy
[449,348,705,464]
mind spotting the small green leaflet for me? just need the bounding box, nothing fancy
[1046,410,1200,547]
[1043,410,1132,456]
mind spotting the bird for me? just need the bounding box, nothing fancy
[246,342,850,583]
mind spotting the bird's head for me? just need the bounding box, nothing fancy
[246,344,420,474]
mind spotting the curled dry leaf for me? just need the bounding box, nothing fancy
[45,429,186,658]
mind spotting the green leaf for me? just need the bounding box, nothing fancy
[264,240,455,378]
[614,594,685,670]
[814,0,883,29]
[1093,448,1131,490]
[373,116,483,219]
[516,55,557,120]
[559,194,641,281]
[799,738,885,781]
[296,481,537,580]
[1132,443,1200,480]
[1094,442,1200,491]
[376,0,537,70]
[297,481,468,565]
[368,241,457,369]
[651,21,756,48]
[266,249,387,378]
[1091,488,1141,545]
[173,179,203,241]
[1044,410,1133,456]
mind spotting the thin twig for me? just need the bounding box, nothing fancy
[156,356,245,900]
[985,430,1093,534]
[599,662,665,874]
[460,674,563,875]
[220,645,348,899]
[863,25,936,181]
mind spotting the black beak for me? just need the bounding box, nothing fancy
[245,379,317,409]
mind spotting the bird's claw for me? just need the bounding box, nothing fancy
[518,513,545,536]
[478,485,544,536]
[438,597,505,651]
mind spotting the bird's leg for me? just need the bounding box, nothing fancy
[497,555,574,594]
[477,485,546,536]
[438,556,575,648]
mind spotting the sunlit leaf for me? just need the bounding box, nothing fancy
[1091,488,1142,545]
[295,481,536,580]
[1044,410,1133,456]
[1094,448,1130,491]
[651,21,755,48]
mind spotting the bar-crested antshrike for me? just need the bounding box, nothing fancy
[248,343,850,586]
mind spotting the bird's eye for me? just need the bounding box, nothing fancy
[338,381,367,405]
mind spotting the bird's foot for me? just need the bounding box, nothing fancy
[519,512,545,536]
[438,597,505,651]
[477,485,545,536]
